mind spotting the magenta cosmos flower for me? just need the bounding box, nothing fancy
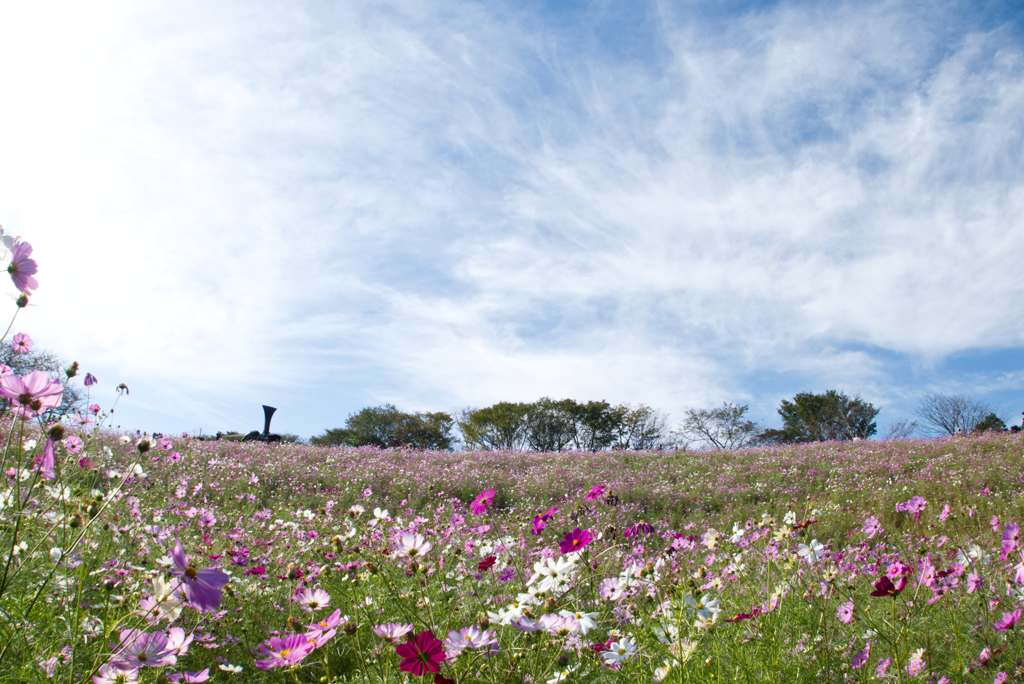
[395,630,446,675]
[254,634,314,669]
[994,608,1022,631]
[11,333,31,353]
[0,370,63,418]
[470,489,495,515]
[559,527,593,554]
[167,539,229,613]
[7,241,38,294]
[584,485,605,501]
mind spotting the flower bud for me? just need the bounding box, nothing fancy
[136,439,150,454]
[342,621,358,635]
[48,424,65,441]
[476,613,489,629]
[287,566,302,580]
[365,562,378,575]
[15,293,28,308]
[65,362,79,379]
[556,655,569,667]
[87,503,100,518]
[69,514,83,529]
[287,616,305,633]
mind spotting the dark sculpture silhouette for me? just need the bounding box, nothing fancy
[242,405,283,443]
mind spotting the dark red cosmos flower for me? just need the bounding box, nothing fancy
[793,519,817,529]
[478,556,496,572]
[434,674,455,684]
[396,630,445,675]
[870,576,908,597]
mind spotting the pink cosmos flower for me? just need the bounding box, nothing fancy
[470,489,495,515]
[110,629,177,669]
[371,623,414,642]
[992,515,1001,532]
[254,634,314,669]
[64,436,84,454]
[994,608,1022,631]
[836,600,854,624]
[967,572,982,594]
[298,587,331,613]
[1002,524,1020,556]
[396,630,446,675]
[89,404,102,416]
[559,527,593,554]
[876,657,891,678]
[862,516,881,538]
[168,671,210,683]
[38,437,56,480]
[8,240,38,294]
[167,539,229,613]
[906,650,926,677]
[84,373,97,386]
[851,643,870,669]
[895,496,927,521]
[939,504,951,522]
[307,609,345,633]
[531,507,558,535]
[584,485,605,501]
[11,333,31,353]
[0,370,63,418]
[93,663,138,684]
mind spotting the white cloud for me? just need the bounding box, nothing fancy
[0,0,1021,436]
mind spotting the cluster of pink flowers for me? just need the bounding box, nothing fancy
[254,608,342,669]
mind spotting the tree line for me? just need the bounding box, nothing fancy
[312,390,1017,452]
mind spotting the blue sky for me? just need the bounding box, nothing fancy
[0,0,1022,440]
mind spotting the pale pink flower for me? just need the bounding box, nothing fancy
[0,370,63,418]
[836,600,854,624]
[7,240,38,294]
[11,333,31,353]
[394,532,432,558]
[298,587,331,613]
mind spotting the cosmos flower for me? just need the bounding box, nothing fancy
[167,539,229,613]
[84,373,98,386]
[0,370,63,418]
[559,527,593,554]
[11,333,31,353]
[254,634,314,669]
[371,623,414,642]
[7,240,38,294]
[470,489,495,515]
[394,532,432,558]
[395,630,446,676]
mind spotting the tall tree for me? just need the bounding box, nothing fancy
[915,394,998,436]
[457,402,532,451]
[678,403,765,450]
[313,404,456,449]
[524,398,578,452]
[762,390,878,444]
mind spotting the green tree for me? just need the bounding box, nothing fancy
[313,404,456,449]
[608,403,670,450]
[568,400,618,451]
[974,413,1007,433]
[762,390,878,444]
[524,398,578,452]
[458,402,532,451]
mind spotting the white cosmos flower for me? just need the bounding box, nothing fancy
[559,609,599,635]
[394,532,432,558]
[798,539,826,562]
[602,635,637,665]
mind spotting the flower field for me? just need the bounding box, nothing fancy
[8,425,1024,683]
[4,228,1024,683]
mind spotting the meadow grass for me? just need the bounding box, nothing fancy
[5,425,1024,683]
